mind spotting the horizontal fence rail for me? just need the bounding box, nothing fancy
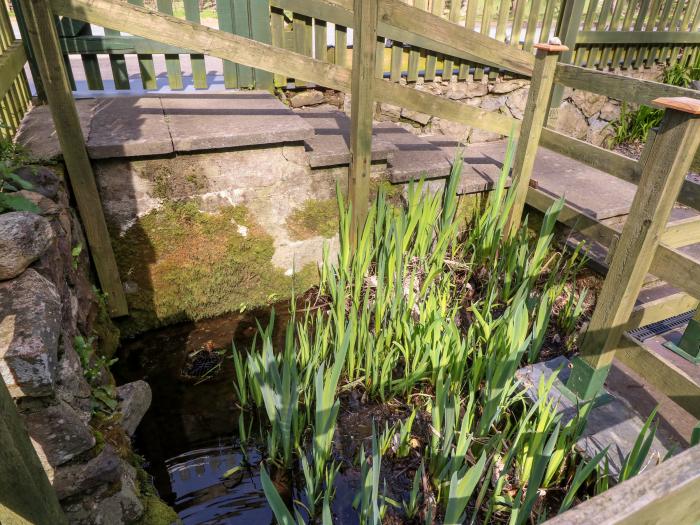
[29,0,700,93]
[0,0,31,139]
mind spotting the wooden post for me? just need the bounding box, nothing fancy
[567,97,700,400]
[0,378,68,524]
[9,0,45,102]
[19,0,128,317]
[548,0,585,120]
[348,0,378,240]
[506,40,568,237]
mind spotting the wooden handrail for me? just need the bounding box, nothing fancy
[0,41,27,99]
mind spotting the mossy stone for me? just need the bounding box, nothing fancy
[286,198,339,240]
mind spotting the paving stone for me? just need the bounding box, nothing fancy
[15,99,96,160]
[427,139,512,194]
[161,92,315,152]
[516,356,673,478]
[295,108,395,167]
[374,122,452,182]
[87,97,173,159]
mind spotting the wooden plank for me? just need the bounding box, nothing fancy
[349,0,378,237]
[670,0,699,65]
[662,215,700,247]
[76,23,104,91]
[524,0,543,51]
[649,0,677,64]
[474,0,493,79]
[314,18,327,62]
[623,0,650,69]
[423,0,443,81]
[390,38,402,82]
[588,0,613,68]
[9,0,46,100]
[127,0,157,89]
[270,6,286,86]
[0,378,68,525]
[599,0,626,69]
[293,11,313,86]
[576,106,700,372]
[156,0,183,89]
[573,0,599,66]
[0,41,27,99]
[635,0,663,68]
[543,443,700,524]
[507,43,565,236]
[548,0,584,113]
[406,0,423,83]
[611,0,640,69]
[59,35,193,54]
[234,0,254,88]
[577,30,700,45]
[626,290,699,330]
[20,0,127,316]
[511,0,527,47]
[490,0,510,79]
[248,0,275,89]
[184,0,208,89]
[462,0,478,78]
[442,0,461,81]
[651,244,700,300]
[539,0,559,44]
[335,24,348,67]
[217,0,239,88]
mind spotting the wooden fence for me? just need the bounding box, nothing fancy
[16,0,700,93]
[0,0,30,139]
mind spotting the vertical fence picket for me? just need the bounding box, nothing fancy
[57,18,103,91]
[511,0,527,48]
[183,0,208,89]
[270,7,286,86]
[613,0,639,68]
[636,0,663,67]
[424,0,444,80]
[104,27,130,89]
[443,0,462,81]
[686,1,700,65]
[649,0,676,64]
[490,0,510,79]
[293,12,312,86]
[623,0,650,68]
[234,0,254,88]
[588,0,613,68]
[407,0,424,82]
[632,0,658,68]
[474,0,493,80]
[524,0,542,51]
[657,0,684,64]
[314,18,327,62]
[156,0,183,89]
[217,0,239,88]
[670,0,699,65]
[335,24,348,67]
[539,0,560,43]
[575,0,600,66]
[127,0,157,89]
[461,0,478,79]
[390,38,403,81]
[599,0,625,69]
[249,0,274,89]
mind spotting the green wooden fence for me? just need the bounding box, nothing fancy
[0,0,31,139]
[21,0,700,93]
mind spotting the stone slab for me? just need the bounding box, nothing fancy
[15,99,96,160]
[295,107,396,167]
[516,356,674,477]
[374,123,452,182]
[429,139,513,194]
[87,96,173,159]
[161,91,315,152]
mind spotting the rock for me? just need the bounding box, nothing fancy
[0,269,62,397]
[12,190,61,216]
[0,211,55,280]
[377,102,401,120]
[437,119,471,140]
[505,87,530,120]
[599,100,621,122]
[447,81,488,99]
[23,400,96,468]
[571,90,607,118]
[56,336,92,421]
[401,108,432,125]
[480,95,507,112]
[469,128,504,143]
[587,117,615,147]
[289,89,325,108]
[691,80,700,91]
[11,166,62,200]
[490,79,529,94]
[117,380,152,436]
[552,101,588,140]
[53,445,123,500]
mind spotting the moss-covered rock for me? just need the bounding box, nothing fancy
[286,198,339,240]
[113,202,317,337]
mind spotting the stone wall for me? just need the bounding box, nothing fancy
[283,65,665,148]
[0,165,177,524]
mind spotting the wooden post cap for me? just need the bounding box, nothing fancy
[652,96,700,115]
[534,37,569,53]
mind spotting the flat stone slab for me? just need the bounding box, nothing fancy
[15,99,96,160]
[374,123,452,182]
[429,139,512,194]
[87,97,173,159]
[161,92,315,152]
[295,107,395,168]
[516,356,674,477]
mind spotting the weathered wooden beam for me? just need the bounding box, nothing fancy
[348,0,377,238]
[543,443,700,524]
[554,63,700,107]
[651,244,700,300]
[0,378,68,524]
[626,291,699,331]
[49,0,520,137]
[0,41,26,99]
[661,215,700,248]
[568,98,700,399]
[20,0,128,317]
[507,41,568,236]
[577,29,700,45]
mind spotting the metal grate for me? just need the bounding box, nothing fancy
[627,310,695,342]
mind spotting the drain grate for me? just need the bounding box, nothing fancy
[627,310,695,342]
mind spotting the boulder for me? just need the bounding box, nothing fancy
[23,400,96,468]
[552,101,588,140]
[289,89,325,108]
[587,117,615,147]
[0,211,55,280]
[401,108,432,126]
[377,102,402,120]
[53,445,123,500]
[490,79,529,94]
[571,90,607,118]
[447,81,488,99]
[56,335,93,421]
[437,119,471,140]
[599,100,621,122]
[12,190,60,216]
[480,95,507,112]
[0,269,62,397]
[505,87,530,120]
[117,380,152,436]
[12,166,62,200]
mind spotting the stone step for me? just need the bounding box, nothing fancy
[374,123,452,183]
[294,106,396,168]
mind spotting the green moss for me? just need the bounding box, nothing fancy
[143,162,208,202]
[113,202,318,337]
[286,198,339,240]
[92,288,121,359]
[369,179,404,206]
[136,495,181,525]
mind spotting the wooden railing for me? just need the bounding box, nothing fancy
[0,0,30,139]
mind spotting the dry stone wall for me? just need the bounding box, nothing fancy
[0,165,176,524]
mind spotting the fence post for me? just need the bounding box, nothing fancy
[0,377,68,524]
[567,97,700,400]
[547,0,585,121]
[9,0,45,102]
[506,39,568,237]
[349,0,378,240]
[18,0,128,317]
